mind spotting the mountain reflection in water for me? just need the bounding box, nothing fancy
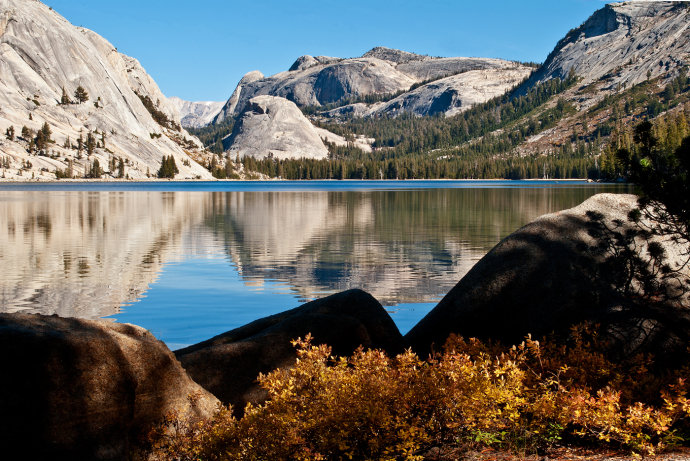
[0,183,630,346]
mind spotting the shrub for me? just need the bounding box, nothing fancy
[151,333,690,460]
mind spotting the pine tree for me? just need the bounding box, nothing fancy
[34,122,52,151]
[5,126,14,141]
[157,155,179,178]
[118,157,125,178]
[77,133,84,158]
[60,86,71,105]
[85,158,103,178]
[86,131,95,156]
[21,126,32,140]
[74,86,89,104]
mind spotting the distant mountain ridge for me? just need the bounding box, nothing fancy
[169,97,224,129]
[212,47,530,124]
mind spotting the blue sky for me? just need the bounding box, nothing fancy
[45,0,606,102]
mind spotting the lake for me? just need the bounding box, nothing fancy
[0,180,632,349]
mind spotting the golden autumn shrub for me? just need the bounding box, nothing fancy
[151,332,690,460]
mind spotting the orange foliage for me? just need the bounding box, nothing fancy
[150,331,690,460]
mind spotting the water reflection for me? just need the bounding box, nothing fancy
[0,184,630,344]
[209,187,623,305]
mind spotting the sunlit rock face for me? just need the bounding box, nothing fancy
[525,2,690,89]
[0,191,214,318]
[213,47,530,123]
[169,97,224,129]
[0,0,212,179]
[327,66,532,119]
[224,96,330,160]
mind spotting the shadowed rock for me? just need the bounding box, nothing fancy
[0,313,219,461]
[175,289,404,412]
[405,194,690,361]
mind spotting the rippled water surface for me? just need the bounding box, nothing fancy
[0,180,631,348]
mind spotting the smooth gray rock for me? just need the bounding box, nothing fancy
[525,2,690,89]
[405,194,690,362]
[213,47,525,122]
[0,0,212,179]
[168,97,224,129]
[289,54,340,71]
[0,313,219,460]
[327,66,532,119]
[362,46,427,64]
[176,289,404,413]
[223,95,330,160]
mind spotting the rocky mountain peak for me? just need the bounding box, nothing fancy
[362,46,427,64]
[169,97,224,129]
[289,55,340,72]
[527,1,690,88]
[239,70,265,84]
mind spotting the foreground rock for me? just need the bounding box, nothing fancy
[223,95,330,160]
[0,313,219,460]
[176,289,404,411]
[406,194,690,361]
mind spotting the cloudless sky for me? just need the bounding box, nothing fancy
[44,0,607,102]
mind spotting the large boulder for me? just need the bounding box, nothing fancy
[223,95,330,160]
[405,194,690,361]
[175,289,404,412]
[0,313,219,460]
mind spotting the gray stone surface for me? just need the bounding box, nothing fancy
[526,2,690,89]
[224,95,330,160]
[0,0,213,179]
[328,66,532,119]
[176,289,404,413]
[289,54,340,71]
[405,194,690,361]
[169,97,224,129]
[213,47,525,122]
[0,313,219,460]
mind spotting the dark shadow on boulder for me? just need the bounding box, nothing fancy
[405,194,690,367]
[175,289,403,413]
[0,314,218,461]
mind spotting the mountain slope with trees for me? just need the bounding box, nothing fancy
[190,1,690,180]
[0,0,215,180]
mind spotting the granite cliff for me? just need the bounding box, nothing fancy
[525,1,690,90]
[0,0,214,179]
[213,47,531,123]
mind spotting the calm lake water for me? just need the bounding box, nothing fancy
[0,180,632,349]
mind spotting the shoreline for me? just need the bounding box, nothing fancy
[0,177,605,184]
